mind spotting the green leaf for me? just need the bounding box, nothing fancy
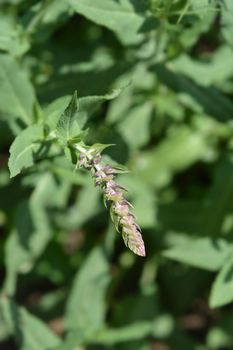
[0,296,61,350]
[8,124,44,178]
[46,89,123,132]
[65,246,110,334]
[94,321,152,345]
[0,14,29,56]
[77,87,124,128]
[163,237,233,271]
[202,158,233,237]
[50,164,88,185]
[107,85,133,124]
[0,307,10,343]
[56,91,81,145]
[54,179,101,230]
[69,0,157,44]
[172,48,233,88]
[52,332,86,350]
[0,54,36,125]
[152,64,233,122]
[44,95,72,130]
[221,0,233,48]
[210,255,233,308]
[3,173,69,295]
[207,326,233,349]
[56,89,124,146]
[89,143,115,154]
[178,1,215,48]
[159,158,233,237]
[139,125,214,188]
[26,0,73,39]
[59,316,173,347]
[117,103,152,150]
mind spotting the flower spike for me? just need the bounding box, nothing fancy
[77,148,145,257]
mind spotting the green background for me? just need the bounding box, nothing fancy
[1,1,233,349]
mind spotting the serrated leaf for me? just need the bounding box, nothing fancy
[0,296,61,350]
[163,237,233,271]
[46,89,123,132]
[56,91,81,144]
[8,124,44,178]
[0,54,36,125]
[210,254,233,308]
[69,0,157,44]
[45,95,72,130]
[65,246,110,334]
[56,89,124,146]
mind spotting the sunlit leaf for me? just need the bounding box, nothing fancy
[65,246,110,333]
[0,54,36,125]
[163,237,233,271]
[8,124,44,178]
[0,296,61,350]
[210,255,233,307]
[69,0,157,44]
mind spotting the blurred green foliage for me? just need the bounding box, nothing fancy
[1,0,233,349]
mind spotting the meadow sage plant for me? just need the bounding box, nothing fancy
[54,91,146,256]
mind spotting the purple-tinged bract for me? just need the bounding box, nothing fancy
[78,151,145,257]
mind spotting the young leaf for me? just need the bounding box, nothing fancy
[56,89,125,146]
[44,95,72,130]
[56,91,81,145]
[52,88,123,132]
[8,124,44,178]
[0,54,36,125]
[65,246,110,334]
[163,237,233,271]
[0,296,61,350]
[209,255,233,308]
